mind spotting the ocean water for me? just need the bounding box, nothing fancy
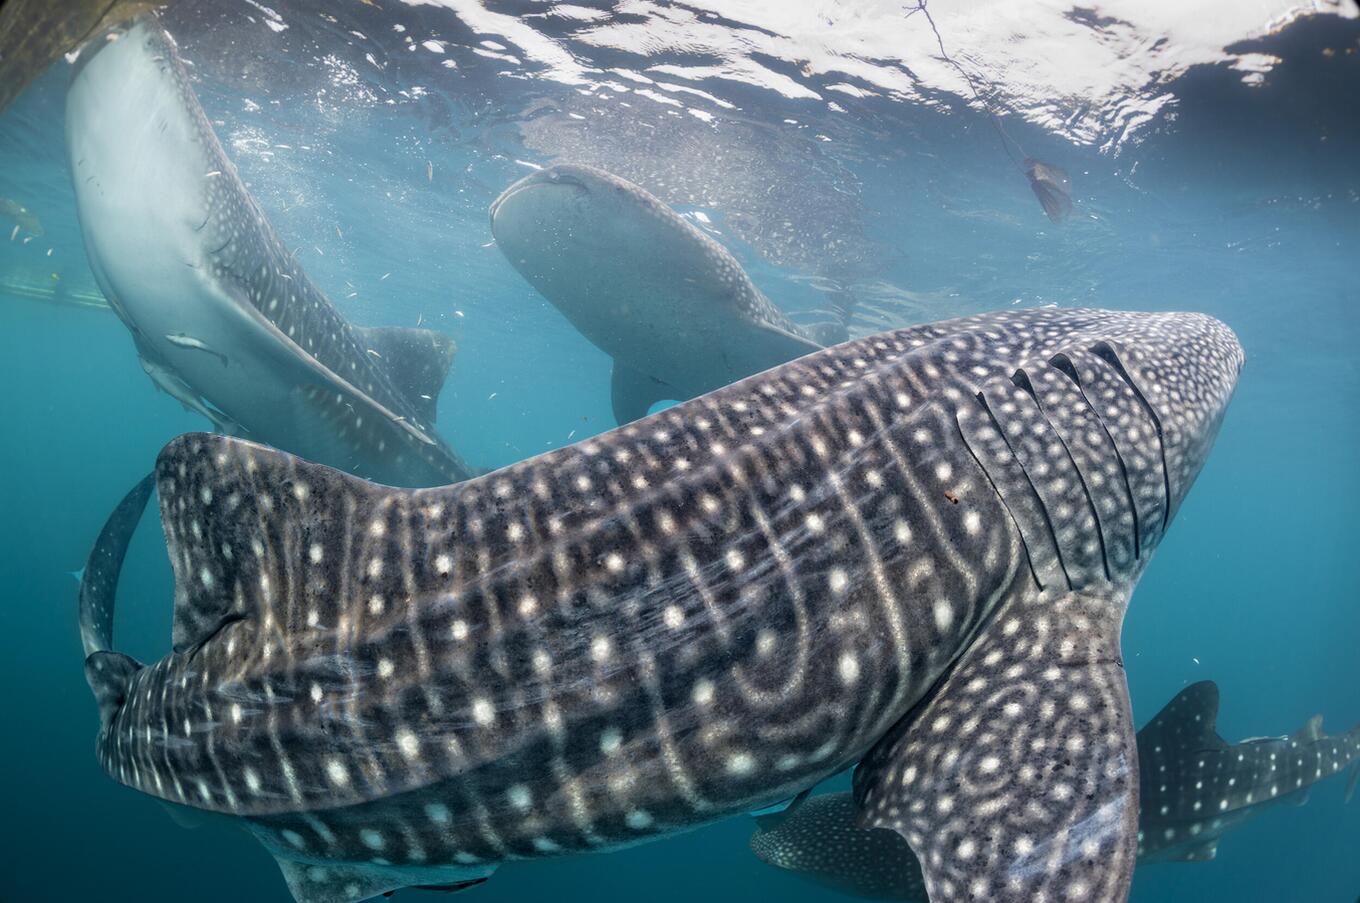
[0,1,1357,901]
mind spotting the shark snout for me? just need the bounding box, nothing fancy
[489,165,594,236]
[1129,311,1243,519]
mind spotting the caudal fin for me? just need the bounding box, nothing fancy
[78,473,155,728]
[78,473,155,657]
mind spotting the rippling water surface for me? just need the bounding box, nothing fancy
[0,1,1357,900]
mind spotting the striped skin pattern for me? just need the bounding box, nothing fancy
[66,16,471,487]
[490,163,842,424]
[750,683,1360,899]
[82,308,1242,903]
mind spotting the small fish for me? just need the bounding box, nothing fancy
[488,392,497,400]
[164,333,229,367]
[8,224,17,241]
[0,196,43,235]
[204,170,222,178]
[380,272,391,280]
[426,160,434,182]
[366,349,382,358]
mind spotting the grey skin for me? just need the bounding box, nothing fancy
[66,15,472,488]
[81,308,1241,903]
[489,163,845,425]
[749,682,1360,900]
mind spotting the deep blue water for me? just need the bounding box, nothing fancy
[1,2,1357,901]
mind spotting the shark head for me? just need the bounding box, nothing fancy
[1069,313,1243,544]
[489,162,767,342]
[490,162,827,420]
[66,17,239,342]
[490,162,700,269]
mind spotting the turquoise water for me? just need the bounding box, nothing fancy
[1,2,1357,901]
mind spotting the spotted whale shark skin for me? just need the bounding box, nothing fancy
[748,682,1360,899]
[490,163,843,425]
[65,15,471,487]
[1135,681,1360,863]
[82,307,1241,903]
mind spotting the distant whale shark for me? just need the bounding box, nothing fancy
[80,308,1240,902]
[490,163,845,424]
[749,681,1360,899]
[1134,680,1360,862]
[66,15,472,487]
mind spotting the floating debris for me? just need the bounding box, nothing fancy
[1025,158,1073,223]
[0,0,169,113]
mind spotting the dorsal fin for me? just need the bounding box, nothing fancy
[1290,714,1325,744]
[1136,680,1228,757]
[156,432,378,653]
[353,325,456,423]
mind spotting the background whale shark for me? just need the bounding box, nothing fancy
[66,15,472,488]
[490,163,847,425]
[749,681,1360,899]
[78,307,1240,903]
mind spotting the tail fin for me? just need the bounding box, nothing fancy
[78,473,154,725]
[155,432,383,653]
[78,472,155,657]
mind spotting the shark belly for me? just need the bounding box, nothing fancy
[67,17,472,488]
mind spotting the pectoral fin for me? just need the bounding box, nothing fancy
[610,360,678,425]
[353,324,456,423]
[1170,839,1219,862]
[275,853,495,903]
[853,586,1138,902]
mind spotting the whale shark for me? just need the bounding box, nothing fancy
[1134,680,1360,862]
[66,15,472,487]
[490,163,845,425]
[748,681,1360,899]
[79,307,1241,902]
